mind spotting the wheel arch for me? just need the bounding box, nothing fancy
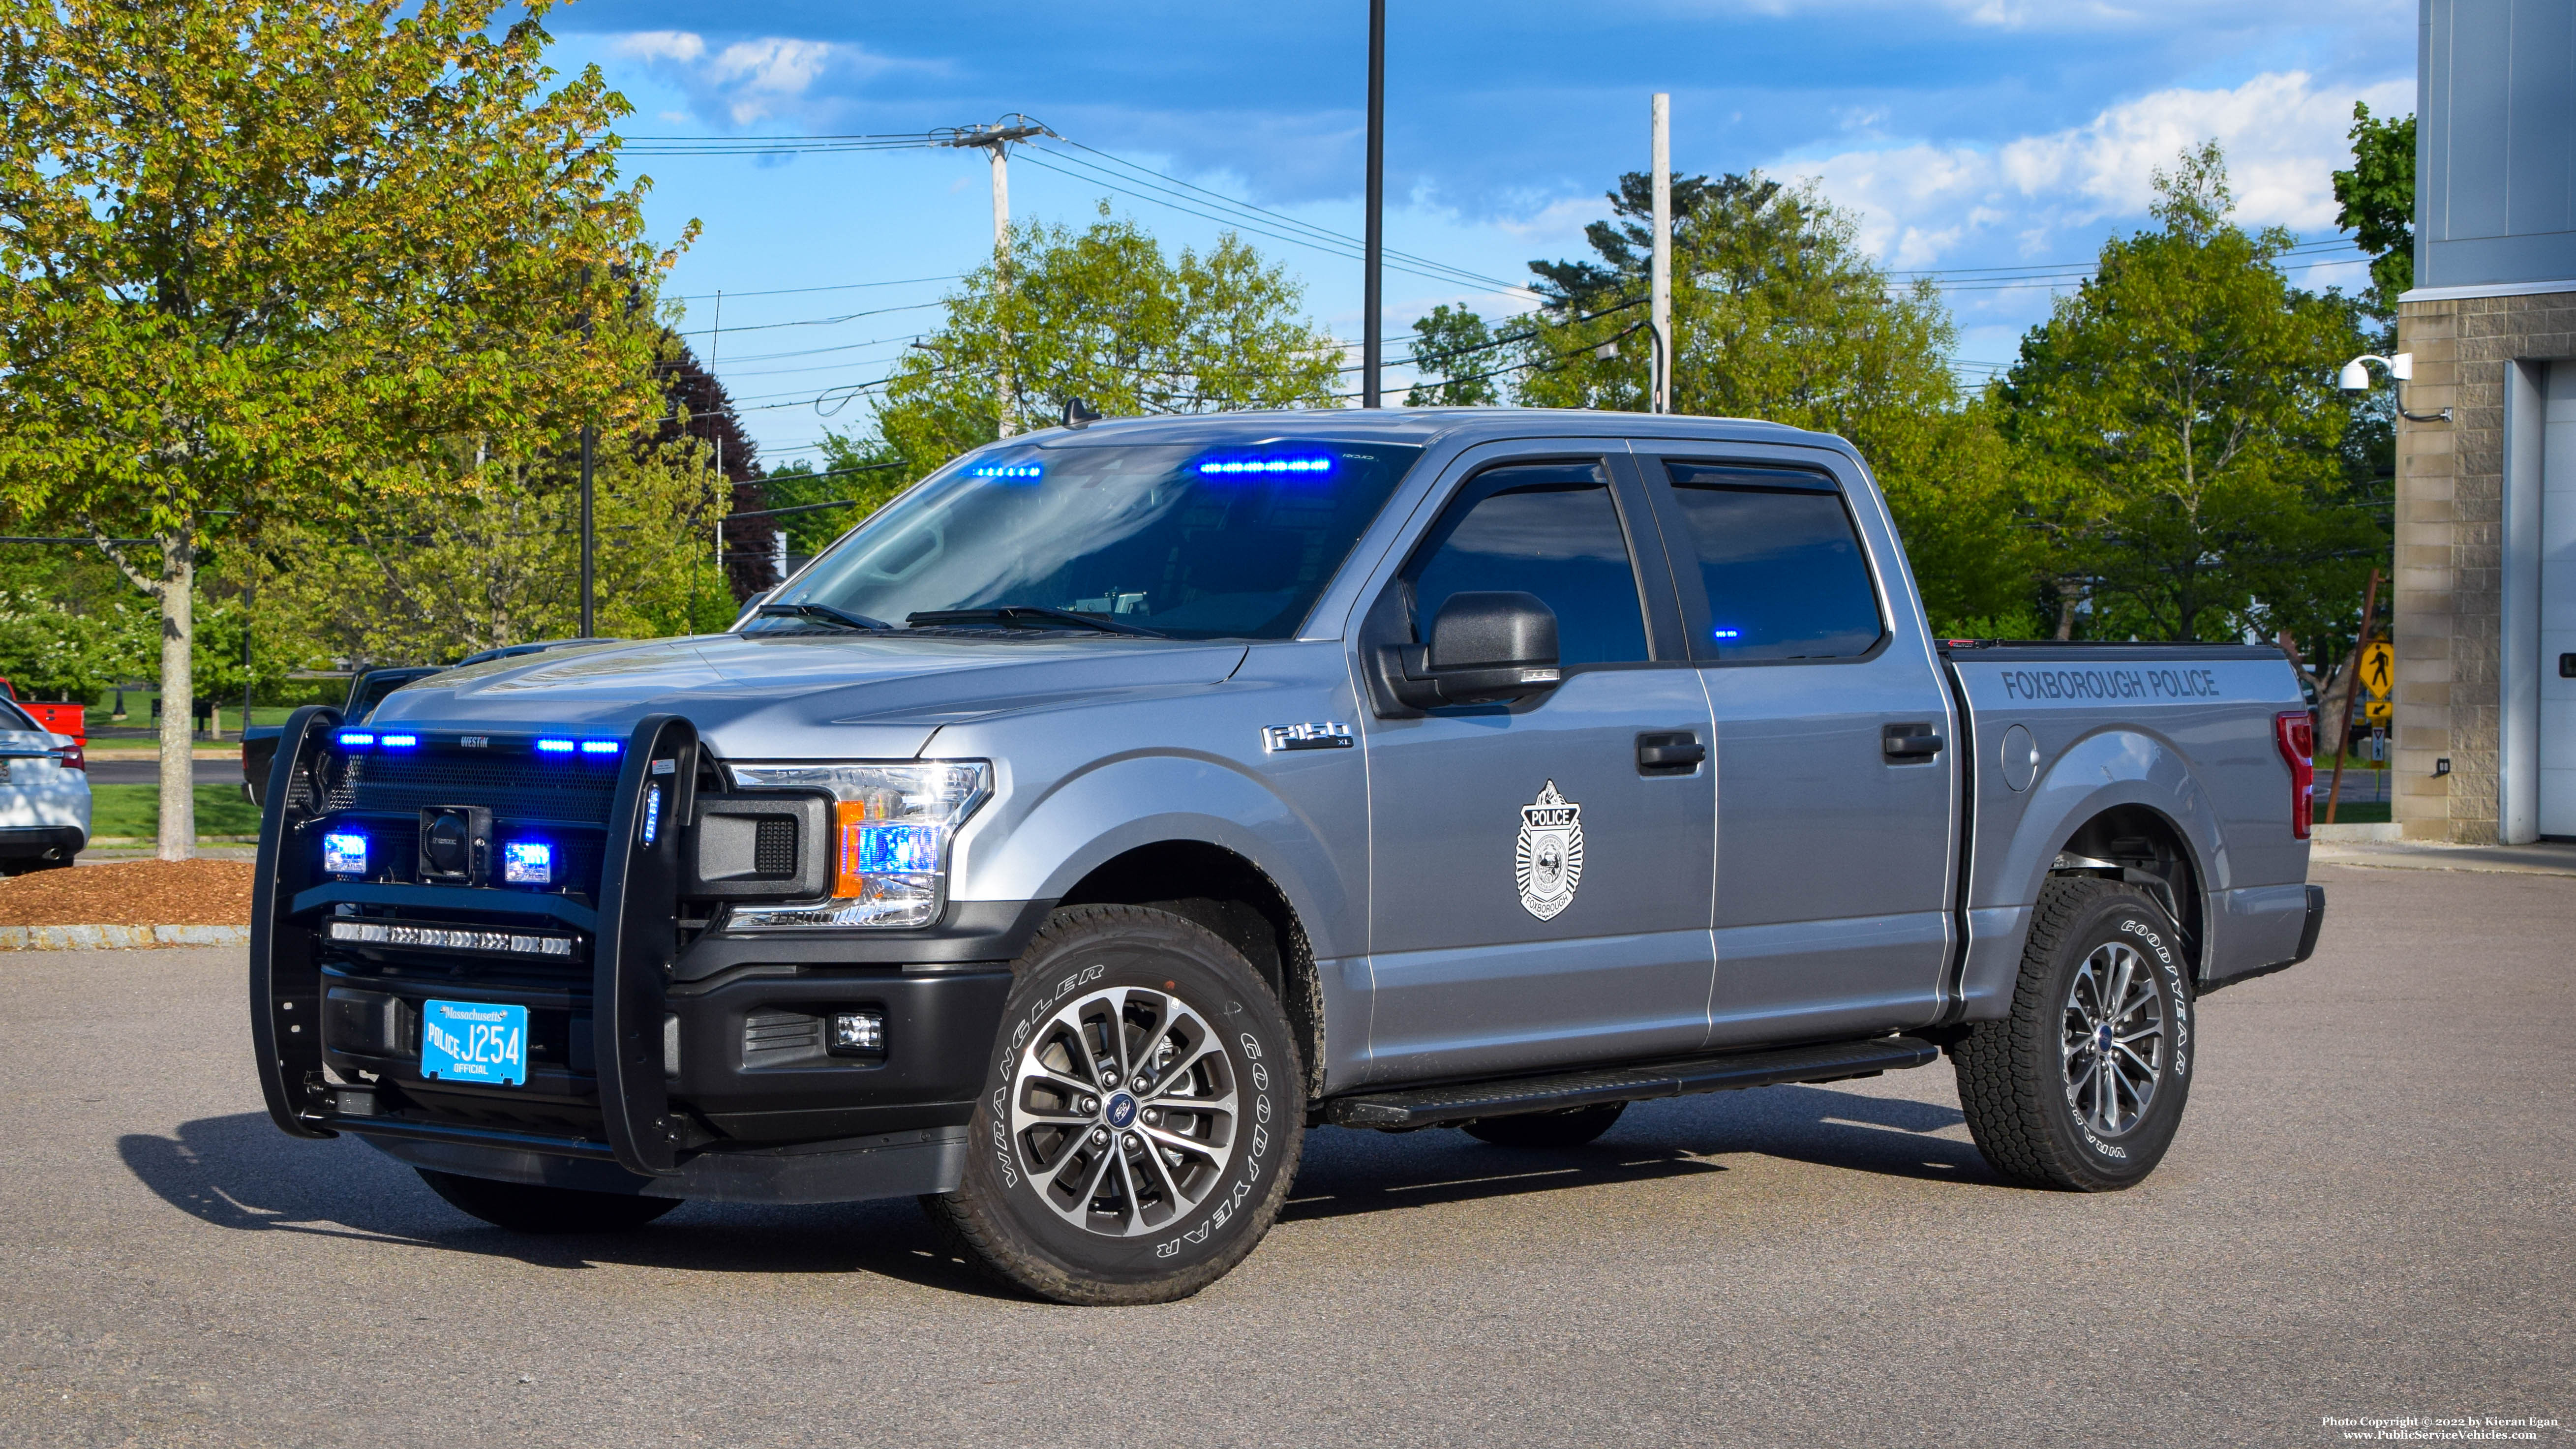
[1054,839,1327,1101]
[2000,727,2228,985]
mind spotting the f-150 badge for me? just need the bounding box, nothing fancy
[1515,780,1585,920]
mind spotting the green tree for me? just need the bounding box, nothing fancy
[1405,303,1503,406]
[862,211,1342,484]
[0,0,685,857]
[2332,102,2415,317]
[1521,170,2032,631]
[765,442,913,558]
[1996,142,2382,643]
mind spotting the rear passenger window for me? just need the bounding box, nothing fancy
[1661,462,1882,662]
[1405,461,1650,666]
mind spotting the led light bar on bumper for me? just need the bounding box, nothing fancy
[724,761,991,930]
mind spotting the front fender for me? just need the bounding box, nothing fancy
[949,750,1357,956]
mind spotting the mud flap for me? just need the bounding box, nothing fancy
[591,715,697,1177]
[248,705,343,1138]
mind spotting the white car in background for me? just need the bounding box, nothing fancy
[0,697,87,875]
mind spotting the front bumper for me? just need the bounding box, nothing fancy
[248,708,1036,1203]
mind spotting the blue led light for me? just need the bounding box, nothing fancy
[323,832,367,875]
[379,733,419,749]
[335,731,375,749]
[1711,628,1743,640]
[579,739,621,755]
[1196,456,1335,476]
[642,784,663,846]
[969,463,1044,480]
[502,840,552,885]
[534,738,576,754]
[849,822,939,874]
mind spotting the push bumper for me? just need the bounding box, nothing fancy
[247,707,1031,1204]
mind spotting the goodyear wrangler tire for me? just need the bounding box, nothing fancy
[1954,877,2194,1191]
[924,905,1306,1305]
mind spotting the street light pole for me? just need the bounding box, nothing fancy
[1362,0,1386,409]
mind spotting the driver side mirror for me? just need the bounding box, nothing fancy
[1380,591,1563,710]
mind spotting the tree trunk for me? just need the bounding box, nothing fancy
[156,533,194,862]
[2054,587,2080,640]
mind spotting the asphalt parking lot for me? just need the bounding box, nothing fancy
[1,860,2567,1448]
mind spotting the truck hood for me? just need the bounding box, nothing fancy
[369,633,1251,761]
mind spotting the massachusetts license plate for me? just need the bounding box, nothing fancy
[421,999,528,1087]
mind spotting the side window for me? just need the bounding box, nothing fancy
[1661,461,1883,662]
[1405,461,1650,666]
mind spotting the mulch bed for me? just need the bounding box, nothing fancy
[0,859,254,927]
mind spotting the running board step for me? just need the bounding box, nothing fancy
[1325,1036,1939,1131]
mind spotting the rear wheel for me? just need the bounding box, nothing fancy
[416,1169,681,1233]
[1954,877,2193,1191]
[1462,1102,1626,1149]
[924,905,1305,1305]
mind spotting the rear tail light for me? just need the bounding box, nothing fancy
[2275,711,2314,840]
[55,741,83,771]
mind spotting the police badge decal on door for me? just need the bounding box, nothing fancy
[1515,781,1585,920]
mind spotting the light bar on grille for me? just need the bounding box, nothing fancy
[327,919,575,957]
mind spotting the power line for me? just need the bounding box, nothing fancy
[666,275,958,302]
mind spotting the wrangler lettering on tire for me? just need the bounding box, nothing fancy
[923,905,1307,1305]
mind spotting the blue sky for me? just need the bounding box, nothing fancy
[548,0,2417,466]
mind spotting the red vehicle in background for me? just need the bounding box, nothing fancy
[0,679,84,745]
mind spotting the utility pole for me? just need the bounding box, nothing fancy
[940,116,1050,436]
[1362,0,1386,408]
[1650,93,1672,415]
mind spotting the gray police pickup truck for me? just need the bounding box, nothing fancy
[250,408,2325,1304]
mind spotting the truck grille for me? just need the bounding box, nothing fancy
[325,753,620,824]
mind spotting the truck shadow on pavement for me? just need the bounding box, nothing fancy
[115,1112,1013,1298]
[120,1086,1983,1291]
[1282,1085,1988,1223]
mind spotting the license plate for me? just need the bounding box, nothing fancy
[420,999,528,1087]
[0,759,11,783]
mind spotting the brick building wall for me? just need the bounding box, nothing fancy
[2391,291,2576,842]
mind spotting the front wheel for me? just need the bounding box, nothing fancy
[1954,877,2194,1191]
[924,905,1306,1305]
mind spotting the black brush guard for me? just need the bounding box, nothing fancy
[250,707,699,1178]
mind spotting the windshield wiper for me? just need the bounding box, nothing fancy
[755,602,895,632]
[906,606,1165,638]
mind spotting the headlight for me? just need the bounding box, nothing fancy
[723,761,990,929]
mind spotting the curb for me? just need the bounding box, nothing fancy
[2313,822,2403,843]
[0,924,250,951]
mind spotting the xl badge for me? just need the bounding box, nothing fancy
[1514,780,1585,920]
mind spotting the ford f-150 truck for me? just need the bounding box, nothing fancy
[249,408,2325,1304]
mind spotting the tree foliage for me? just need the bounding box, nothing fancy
[2332,102,2416,316]
[1404,303,1503,406]
[1996,143,2383,643]
[860,211,1341,484]
[0,0,686,853]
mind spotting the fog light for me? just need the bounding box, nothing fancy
[831,1010,885,1054]
[323,832,366,875]
[503,841,552,885]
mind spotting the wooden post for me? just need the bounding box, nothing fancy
[2322,568,2385,825]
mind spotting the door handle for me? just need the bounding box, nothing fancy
[1636,730,1705,775]
[1882,723,1943,761]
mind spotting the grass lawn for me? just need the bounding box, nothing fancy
[86,784,266,840]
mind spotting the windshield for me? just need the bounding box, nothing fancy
[749,440,1424,642]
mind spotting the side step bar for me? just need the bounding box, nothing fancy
[1325,1035,1940,1131]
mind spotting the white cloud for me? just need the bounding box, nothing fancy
[605,30,936,130]
[1776,69,2414,268]
[612,30,703,64]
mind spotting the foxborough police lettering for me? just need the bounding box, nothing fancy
[2000,667,2223,702]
